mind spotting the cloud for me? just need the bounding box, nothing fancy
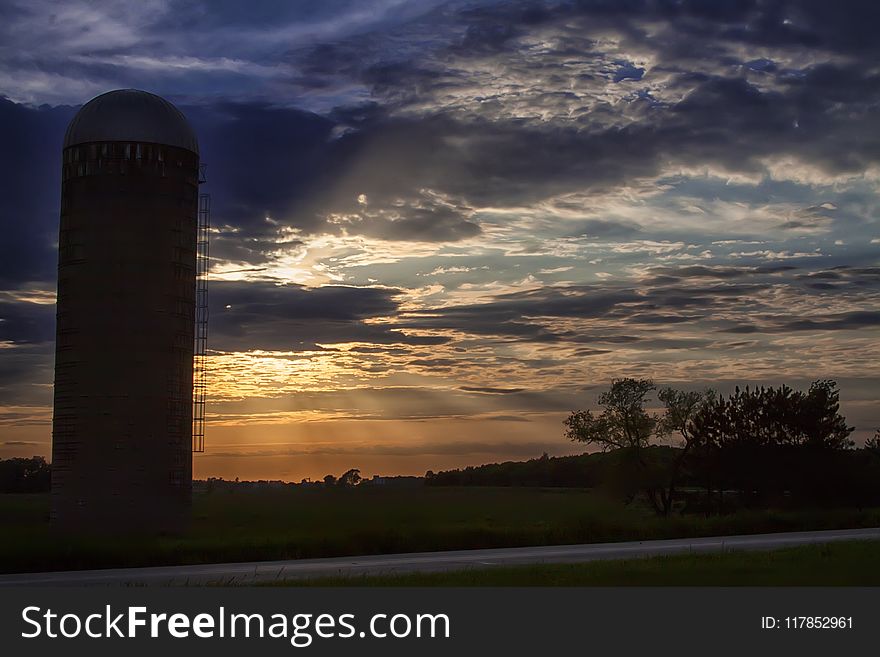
[397,262,880,350]
[325,192,481,242]
[566,219,642,239]
[173,101,485,246]
[5,1,880,272]
[211,385,579,421]
[459,386,526,394]
[0,298,56,344]
[779,310,880,332]
[210,281,447,351]
[202,439,565,459]
[0,99,74,289]
[645,264,797,282]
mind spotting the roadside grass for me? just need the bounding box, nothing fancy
[2,487,880,573]
[286,541,880,586]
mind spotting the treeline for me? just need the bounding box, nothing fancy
[0,456,50,493]
[426,448,682,489]
[433,379,880,516]
[568,379,880,514]
[683,382,878,510]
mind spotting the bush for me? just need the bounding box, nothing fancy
[0,456,50,493]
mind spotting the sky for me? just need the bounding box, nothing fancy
[1,0,879,482]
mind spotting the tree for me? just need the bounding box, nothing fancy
[797,380,854,449]
[565,378,666,511]
[564,378,658,454]
[337,468,361,487]
[0,456,51,493]
[687,380,855,507]
[566,380,717,515]
[655,387,715,516]
[323,474,337,486]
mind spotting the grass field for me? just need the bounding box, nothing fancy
[2,486,880,573]
[289,541,880,586]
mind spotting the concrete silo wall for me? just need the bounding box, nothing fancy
[51,141,199,532]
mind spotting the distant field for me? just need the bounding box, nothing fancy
[291,541,880,586]
[2,487,880,573]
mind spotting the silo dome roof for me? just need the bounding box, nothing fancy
[63,89,199,154]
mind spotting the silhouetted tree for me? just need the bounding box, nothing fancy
[565,378,668,511]
[323,474,337,486]
[654,387,715,515]
[565,378,860,514]
[0,456,50,493]
[566,380,718,514]
[427,448,685,489]
[797,380,855,449]
[564,378,658,453]
[338,468,362,487]
[690,380,855,507]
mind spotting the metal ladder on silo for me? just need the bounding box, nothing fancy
[193,187,210,453]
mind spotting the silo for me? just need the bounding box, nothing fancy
[51,89,200,532]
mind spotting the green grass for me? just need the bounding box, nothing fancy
[289,541,880,586]
[2,487,880,574]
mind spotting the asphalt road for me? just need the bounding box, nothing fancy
[2,527,878,586]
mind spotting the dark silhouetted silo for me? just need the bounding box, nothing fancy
[52,89,200,532]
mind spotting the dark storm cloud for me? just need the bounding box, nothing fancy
[4,1,880,246]
[641,0,880,56]
[1,2,879,367]
[0,95,485,297]
[0,300,55,345]
[400,287,644,342]
[778,310,880,332]
[351,202,481,242]
[0,341,54,408]
[230,61,879,225]
[468,67,877,201]
[664,67,880,178]
[210,281,448,351]
[183,101,482,244]
[178,66,880,250]
[402,281,768,339]
[625,313,694,325]
[645,265,798,282]
[435,286,643,319]
[345,115,660,207]
[0,294,61,410]
[573,347,613,356]
[792,266,880,292]
[274,0,880,211]
[186,102,335,232]
[566,218,641,239]
[401,260,880,344]
[721,310,880,334]
[5,1,880,264]
[464,0,880,61]
[0,99,73,289]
